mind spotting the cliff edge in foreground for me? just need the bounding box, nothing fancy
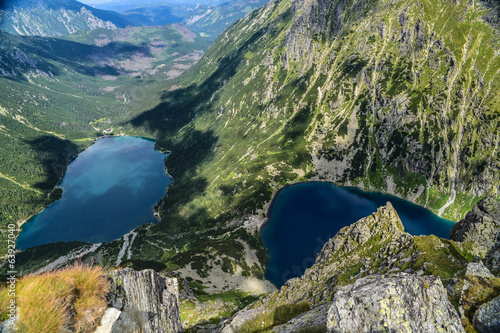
[327,273,464,333]
[94,268,183,333]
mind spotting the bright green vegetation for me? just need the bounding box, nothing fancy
[1,2,499,330]
[0,1,498,330]
[0,24,210,256]
[106,0,500,281]
[5,0,499,299]
[181,288,260,330]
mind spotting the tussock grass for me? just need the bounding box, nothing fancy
[0,263,110,333]
[239,301,311,333]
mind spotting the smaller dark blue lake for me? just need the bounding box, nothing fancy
[260,182,455,287]
[17,136,171,250]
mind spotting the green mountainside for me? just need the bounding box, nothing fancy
[0,0,134,37]
[82,0,498,280]
[144,0,499,226]
[1,0,500,330]
[0,24,210,254]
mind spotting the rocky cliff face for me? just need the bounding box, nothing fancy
[450,196,500,271]
[474,295,500,333]
[219,201,500,332]
[94,268,184,333]
[143,0,500,236]
[327,273,464,333]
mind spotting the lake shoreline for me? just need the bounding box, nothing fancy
[16,136,172,250]
[259,181,456,287]
[259,179,459,237]
[15,134,168,230]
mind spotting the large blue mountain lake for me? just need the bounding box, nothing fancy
[261,182,455,287]
[17,136,171,250]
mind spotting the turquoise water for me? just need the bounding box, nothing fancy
[260,182,455,287]
[17,136,171,250]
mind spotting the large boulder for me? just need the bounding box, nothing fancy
[327,273,464,333]
[450,196,500,258]
[473,295,500,333]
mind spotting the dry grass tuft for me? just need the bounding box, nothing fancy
[0,263,110,333]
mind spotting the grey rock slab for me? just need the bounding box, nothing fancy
[327,273,464,333]
[107,268,183,333]
[473,295,500,333]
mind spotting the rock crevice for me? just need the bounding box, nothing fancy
[94,268,183,333]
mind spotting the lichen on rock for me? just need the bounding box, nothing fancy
[473,295,500,333]
[450,196,500,257]
[327,273,465,333]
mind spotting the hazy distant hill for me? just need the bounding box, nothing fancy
[119,5,184,26]
[90,0,271,40]
[0,0,134,36]
[182,0,270,39]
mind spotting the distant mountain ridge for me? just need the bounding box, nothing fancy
[102,0,271,39]
[0,0,272,40]
[181,0,270,38]
[0,0,134,36]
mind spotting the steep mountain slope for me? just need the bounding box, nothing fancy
[0,0,133,36]
[130,0,499,240]
[0,24,210,254]
[219,202,499,332]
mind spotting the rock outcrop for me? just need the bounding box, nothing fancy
[450,196,500,263]
[220,202,477,332]
[327,273,465,333]
[94,268,183,333]
[221,203,446,331]
[473,295,500,333]
[455,261,500,332]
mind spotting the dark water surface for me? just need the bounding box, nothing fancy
[260,182,455,287]
[17,136,171,250]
